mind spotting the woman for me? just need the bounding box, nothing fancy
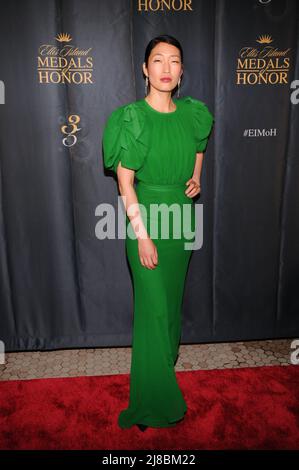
[102,35,214,431]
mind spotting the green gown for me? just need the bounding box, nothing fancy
[102,96,214,428]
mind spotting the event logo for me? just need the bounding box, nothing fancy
[61,114,81,147]
[137,0,193,11]
[237,35,291,85]
[37,33,93,84]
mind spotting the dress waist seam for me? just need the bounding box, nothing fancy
[136,181,186,191]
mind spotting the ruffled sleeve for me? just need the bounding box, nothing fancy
[102,102,148,175]
[182,96,214,153]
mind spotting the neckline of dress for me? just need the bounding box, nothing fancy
[143,98,178,115]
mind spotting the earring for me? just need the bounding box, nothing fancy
[144,76,149,96]
[177,78,181,98]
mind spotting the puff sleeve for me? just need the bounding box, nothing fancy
[183,96,214,153]
[102,103,148,174]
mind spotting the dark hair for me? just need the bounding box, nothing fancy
[144,34,184,66]
[143,35,184,95]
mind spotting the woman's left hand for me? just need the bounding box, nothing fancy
[185,177,201,198]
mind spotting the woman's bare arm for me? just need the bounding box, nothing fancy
[185,152,203,198]
[116,162,158,270]
[192,152,204,183]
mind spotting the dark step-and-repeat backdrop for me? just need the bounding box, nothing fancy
[0,0,298,351]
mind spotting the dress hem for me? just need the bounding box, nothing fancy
[118,409,187,429]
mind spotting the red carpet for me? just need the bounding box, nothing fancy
[0,364,298,450]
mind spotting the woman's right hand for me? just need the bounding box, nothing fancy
[138,237,158,270]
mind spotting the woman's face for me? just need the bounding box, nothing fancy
[143,42,183,94]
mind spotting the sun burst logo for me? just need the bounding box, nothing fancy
[55,33,72,43]
[256,34,273,44]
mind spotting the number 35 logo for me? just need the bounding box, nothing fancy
[61,114,81,147]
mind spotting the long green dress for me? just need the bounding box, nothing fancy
[102,96,214,428]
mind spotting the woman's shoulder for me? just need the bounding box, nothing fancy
[102,100,148,174]
[178,95,211,112]
[104,100,147,137]
[105,99,144,121]
[177,96,214,152]
[179,95,214,124]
